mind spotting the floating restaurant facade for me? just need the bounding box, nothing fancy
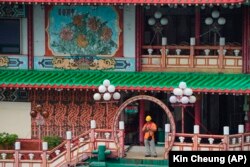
[0,0,250,166]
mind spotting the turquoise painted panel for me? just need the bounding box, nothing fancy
[0,55,28,69]
[34,56,135,71]
[47,6,121,56]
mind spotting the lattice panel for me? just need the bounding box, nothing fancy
[31,90,119,139]
[93,104,105,128]
[79,103,92,131]
[106,104,119,129]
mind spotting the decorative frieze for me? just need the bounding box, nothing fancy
[0,4,26,18]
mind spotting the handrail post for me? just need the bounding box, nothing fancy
[223,126,230,150]
[238,125,244,151]
[42,142,48,167]
[190,37,195,68]
[219,38,225,70]
[90,120,96,152]
[164,124,170,159]
[66,131,72,165]
[119,121,125,158]
[193,125,199,151]
[161,46,166,68]
[14,142,20,167]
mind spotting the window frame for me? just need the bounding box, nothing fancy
[0,18,21,55]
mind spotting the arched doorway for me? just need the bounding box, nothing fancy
[113,95,176,159]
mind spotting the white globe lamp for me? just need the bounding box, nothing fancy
[103,79,110,87]
[173,88,183,96]
[103,93,111,101]
[183,88,193,96]
[98,85,106,93]
[169,96,177,103]
[113,92,121,100]
[211,10,220,18]
[205,17,213,25]
[181,96,189,104]
[93,93,101,101]
[160,18,168,25]
[108,85,115,93]
[189,96,197,103]
[218,17,226,25]
[148,18,156,25]
[179,82,187,89]
[154,11,162,19]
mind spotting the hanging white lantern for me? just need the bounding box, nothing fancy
[211,10,220,18]
[108,85,115,93]
[103,79,110,87]
[183,88,193,96]
[103,93,111,101]
[222,4,228,8]
[148,18,156,25]
[98,85,106,93]
[154,11,162,19]
[179,82,187,89]
[218,17,226,25]
[93,93,101,101]
[169,96,177,103]
[229,5,234,9]
[173,88,183,96]
[205,17,213,25]
[200,6,205,10]
[113,92,121,100]
[189,95,197,103]
[160,18,168,25]
[181,96,189,104]
[236,4,241,8]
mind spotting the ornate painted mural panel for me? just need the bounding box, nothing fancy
[45,5,123,57]
[34,56,135,71]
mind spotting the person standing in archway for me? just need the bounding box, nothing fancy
[142,115,157,157]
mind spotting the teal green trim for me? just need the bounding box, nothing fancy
[1,70,250,92]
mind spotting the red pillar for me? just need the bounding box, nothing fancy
[194,95,201,125]
[245,95,250,132]
[136,6,143,72]
[195,7,200,45]
[27,5,34,69]
[139,100,145,145]
[243,6,250,73]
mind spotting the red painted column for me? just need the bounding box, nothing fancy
[27,5,34,69]
[139,100,145,145]
[194,95,201,125]
[195,7,201,45]
[245,95,250,132]
[243,6,250,73]
[136,6,143,72]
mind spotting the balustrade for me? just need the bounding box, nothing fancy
[141,45,242,73]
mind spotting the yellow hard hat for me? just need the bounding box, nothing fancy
[145,115,152,122]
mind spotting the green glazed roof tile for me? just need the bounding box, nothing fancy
[1,70,250,93]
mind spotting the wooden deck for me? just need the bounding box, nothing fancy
[124,145,165,160]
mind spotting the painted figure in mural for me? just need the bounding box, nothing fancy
[52,57,79,69]
[89,58,116,70]
[142,115,157,157]
[0,56,9,67]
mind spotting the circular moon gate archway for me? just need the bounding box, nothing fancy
[113,95,176,159]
